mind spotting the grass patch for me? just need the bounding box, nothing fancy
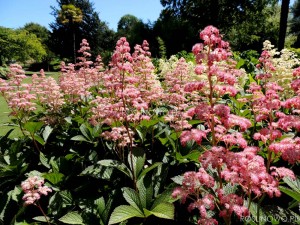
[0,96,22,137]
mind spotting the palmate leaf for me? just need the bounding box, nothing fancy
[58,211,84,224]
[108,205,144,225]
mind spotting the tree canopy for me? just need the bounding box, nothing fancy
[50,0,115,61]
[0,27,46,66]
[158,0,281,52]
[116,14,152,48]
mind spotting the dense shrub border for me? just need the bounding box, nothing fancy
[0,26,300,225]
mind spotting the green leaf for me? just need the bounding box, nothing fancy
[32,216,50,222]
[138,162,162,180]
[70,135,90,142]
[128,148,145,179]
[137,175,153,209]
[176,150,201,163]
[98,160,132,179]
[65,117,72,124]
[283,177,300,192]
[122,187,143,213]
[34,134,45,145]
[50,159,59,173]
[42,125,53,142]
[96,196,114,224]
[245,199,267,225]
[136,128,145,143]
[108,205,145,225]
[151,189,174,209]
[171,175,184,185]
[140,119,159,128]
[39,152,50,169]
[0,189,12,221]
[81,165,113,180]
[58,211,83,224]
[144,203,174,220]
[59,190,73,206]
[96,197,106,215]
[248,74,256,84]
[23,121,43,134]
[43,172,64,185]
[279,186,300,202]
[188,119,201,125]
[236,58,245,69]
[79,124,91,140]
[11,186,22,202]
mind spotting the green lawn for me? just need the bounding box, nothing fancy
[0,72,59,137]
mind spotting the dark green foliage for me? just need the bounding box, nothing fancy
[158,0,280,52]
[290,0,300,48]
[116,14,152,49]
[50,0,116,62]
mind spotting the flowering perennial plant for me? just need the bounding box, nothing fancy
[0,64,36,123]
[171,26,298,224]
[1,26,300,225]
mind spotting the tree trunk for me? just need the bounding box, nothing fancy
[278,0,290,51]
[73,30,76,64]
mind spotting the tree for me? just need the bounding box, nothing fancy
[22,23,56,71]
[226,2,281,51]
[23,22,50,44]
[289,0,300,47]
[159,0,280,52]
[50,0,116,62]
[152,13,196,57]
[0,27,46,66]
[116,14,151,47]
[278,0,290,50]
[58,4,83,63]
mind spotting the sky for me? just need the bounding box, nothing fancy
[0,0,163,31]
[0,1,297,32]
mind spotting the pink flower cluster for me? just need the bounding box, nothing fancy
[21,176,52,205]
[172,168,217,223]
[0,64,36,119]
[172,25,299,224]
[32,69,64,112]
[89,37,165,150]
[217,190,249,219]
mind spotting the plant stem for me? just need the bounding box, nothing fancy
[36,201,50,225]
